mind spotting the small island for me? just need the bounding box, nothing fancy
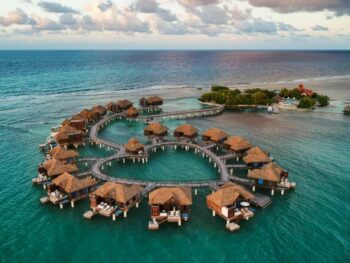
[199,83,330,109]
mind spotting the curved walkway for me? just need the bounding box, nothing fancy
[86,104,250,189]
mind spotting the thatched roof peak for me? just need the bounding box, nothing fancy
[53,172,96,193]
[124,137,144,153]
[43,158,78,177]
[148,187,192,205]
[93,182,143,203]
[50,146,78,160]
[243,147,271,164]
[248,162,284,182]
[224,136,252,152]
[203,127,227,142]
[174,124,198,137]
[144,122,168,135]
[207,182,255,207]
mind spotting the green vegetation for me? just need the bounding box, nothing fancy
[279,88,330,108]
[199,86,275,106]
[199,85,330,109]
[298,97,316,109]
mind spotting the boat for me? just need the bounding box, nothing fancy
[268,106,279,114]
[344,105,350,115]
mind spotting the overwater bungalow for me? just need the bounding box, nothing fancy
[61,119,86,132]
[116,99,133,111]
[223,136,252,156]
[140,96,163,107]
[107,102,118,113]
[124,138,145,155]
[89,182,143,219]
[248,162,295,195]
[39,158,78,178]
[50,146,78,163]
[144,122,168,139]
[90,105,107,118]
[54,125,85,147]
[173,124,198,141]
[202,128,228,144]
[126,107,139,118]
[206,182,255,231]
[71,109,95,124]
[148,187,192,230]
[46,172,97,208]
[243,147,272,168]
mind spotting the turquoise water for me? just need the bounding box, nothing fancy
[104,147,219,181]
[1,51,350,262]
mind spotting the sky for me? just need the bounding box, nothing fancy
[0,0,349,49]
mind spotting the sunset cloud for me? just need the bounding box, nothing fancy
[0,0,348,49]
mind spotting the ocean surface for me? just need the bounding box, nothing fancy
[0,51,349,262]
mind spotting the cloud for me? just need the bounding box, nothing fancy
[245,0,350,16]
[178,0,220,7]
[312,24,329,31]
[38,1,79,14]
[157,21,191,35]
[0,8,36,26]
[32,15,65,30]
[134,0,177,21]
[195,5,230,24]
[98,0,113,12]
[278,22,299,32]
[235,18,277,34]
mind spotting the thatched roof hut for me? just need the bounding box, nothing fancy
[126,107,138,118]
[207,182,255,208]
[93,182,143,204]
[61,119,85,131]
[243,147,271,165]
[174,124,198,138]
[52,172,96,194]
[140,96,163,107]
[124,137,144,154]
[91,105,107,117]
[202,128,227,143]
[50,146,78,161]
[148,187,192,206]
[54,125,85,146]
[107,102,117,112]
[116,100,133,110]
[223,136,252,153]
[248,162,284,182]
[144,122,168,137]
[43,158,78,177]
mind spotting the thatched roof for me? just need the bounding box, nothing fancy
[202,128,227,142]
[224,136,252,152]
[243,147,272,164]
[55,125,84,141]
[116,100,133,108]
[126,107,138,117]
[124,137,144,153]
[93,182,143,203]
[174,124,198,137]
[248,162,283,182]
[43,158,78,177]
[90,105,107,115]
[52,172,96,193]
[207,182,255,207]
[148,187,192,205]
[144,122,168,136]
[146,96,163,104]
[50,146,78,160]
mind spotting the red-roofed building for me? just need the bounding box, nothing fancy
[297,84,314,97]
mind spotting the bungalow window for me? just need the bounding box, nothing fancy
[258,179,264,185]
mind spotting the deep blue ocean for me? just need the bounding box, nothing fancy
[0,51,349,262]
